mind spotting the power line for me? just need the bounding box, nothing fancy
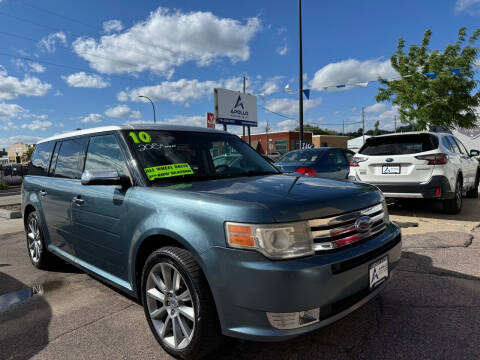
[0,51,150,85]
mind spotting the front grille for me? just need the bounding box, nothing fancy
[308,203,388,252]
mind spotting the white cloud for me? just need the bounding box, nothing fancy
[0,69,51,100]
[54,90,63,96]
[276,41,288,56]
[264,97,322,115]
[163,115,205,127]
[12,59,46,73]
[103,19,123,33]
[38,32,67,53]
[73,7,261,75]
[0,103,26,122]
[0,135,43,149]
[62,72,109,88]
[105,104,140,118]
[21,120,53,131]
[124,115,205,127]
[364,103,390,114]
[81,113,104,124]
[276,119,297,131]
[455,0,480,14]
[310,58,397,91]
[118,78,219,104]
[261,76,283,95]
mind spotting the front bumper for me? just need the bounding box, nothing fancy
[201,222,401,341]
[367,175,454,200]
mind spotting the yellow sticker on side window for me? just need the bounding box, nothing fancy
[144,163,194,180]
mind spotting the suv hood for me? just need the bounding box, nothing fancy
[151,174,382,222]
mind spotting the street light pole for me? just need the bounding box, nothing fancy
[138,95,156,124]
[298,0,304,149]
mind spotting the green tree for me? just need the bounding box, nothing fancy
[376,27,480,130]
[295,124,340,135]
[374,121,380,134]
[23,145,35,162]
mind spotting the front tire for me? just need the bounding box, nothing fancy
[443,177,463,214]
[141,247,223,360]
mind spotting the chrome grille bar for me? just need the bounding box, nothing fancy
[308,202,388,252]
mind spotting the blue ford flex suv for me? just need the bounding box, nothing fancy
[22,125,401,359]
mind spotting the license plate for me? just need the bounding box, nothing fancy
[369,256,389,289]
[382,165,400,174]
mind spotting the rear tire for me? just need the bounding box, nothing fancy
[443,177,463,214]
[141,247,223,360]
[466,170,479,198]
[26,211,58,270]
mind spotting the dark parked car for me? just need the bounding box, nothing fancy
[22,125,401,359]
[275,147,355,179]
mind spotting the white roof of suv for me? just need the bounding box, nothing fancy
[37,124,226,144]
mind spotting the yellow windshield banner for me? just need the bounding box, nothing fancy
[144,163,194,180]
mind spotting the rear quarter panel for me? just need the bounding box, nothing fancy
[22,176,50,243]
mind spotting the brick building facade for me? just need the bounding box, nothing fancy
[242,131,313,155]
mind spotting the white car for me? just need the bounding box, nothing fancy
[349,131,480,214]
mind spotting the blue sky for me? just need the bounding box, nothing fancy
[0,0,479,149]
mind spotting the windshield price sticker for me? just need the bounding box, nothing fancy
[144,163,194,180]
[137,143,176,152]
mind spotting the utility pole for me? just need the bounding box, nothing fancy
[298,0,304,149]
[242,76,246,142]
[342,119,345,136]
[394,114,397,132]
[362,107,365,144]
[265,120,270,155]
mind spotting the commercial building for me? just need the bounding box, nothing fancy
[7,142,30,163]
[312,135,348,148]
[242,131,313,155]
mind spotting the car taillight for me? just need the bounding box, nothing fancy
[349,156,367,167]
[415,153,447,165]
[295,167,318,176]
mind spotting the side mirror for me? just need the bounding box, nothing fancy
[81,169,131,188]
[470,149,480,157]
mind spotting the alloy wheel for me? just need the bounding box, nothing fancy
[145,262,195,350]
[27,216,42,263]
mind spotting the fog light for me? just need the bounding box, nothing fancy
[266,308,320,329]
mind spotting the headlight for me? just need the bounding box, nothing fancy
[225,222,313,259]
[382,198,390,224]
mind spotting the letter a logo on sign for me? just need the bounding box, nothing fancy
[234,95,244,109]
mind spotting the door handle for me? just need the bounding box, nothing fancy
[72,196,84,205]
[39,190,47,197]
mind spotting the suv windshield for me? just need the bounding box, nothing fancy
[359,134,438,155]
[278,148,326,163]
[125,130,278,184]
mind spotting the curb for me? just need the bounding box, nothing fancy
[0,208,22,219]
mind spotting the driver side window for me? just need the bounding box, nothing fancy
[84,135,128,176]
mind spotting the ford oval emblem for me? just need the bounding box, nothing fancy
[385,158,394,163]
[355,216,371,233]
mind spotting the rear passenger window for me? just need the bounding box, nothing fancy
[449,136,464,154]
[53,138,88,179]
[328,150,347,165]
[28,141,55,176]
[441,137,454,152]
[84,135,127,175]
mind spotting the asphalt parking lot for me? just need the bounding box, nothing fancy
[1,195,480,360]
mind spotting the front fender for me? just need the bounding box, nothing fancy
[127,210,221,295]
